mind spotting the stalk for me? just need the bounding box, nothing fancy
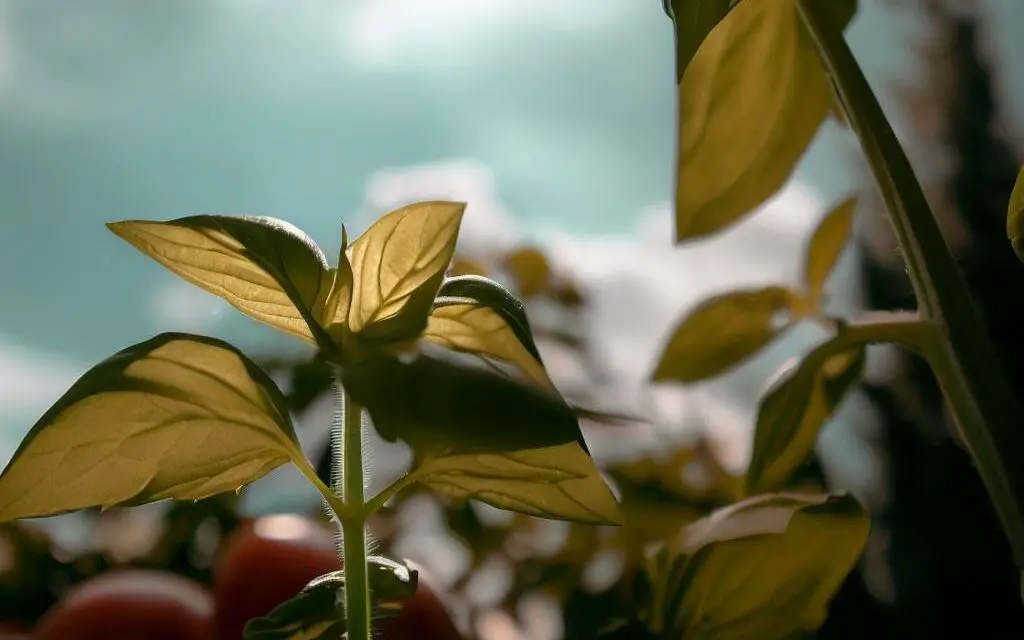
[796,0,1024,569]
[334,384,371,640]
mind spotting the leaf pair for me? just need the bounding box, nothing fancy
[651,195,856,385]
[108,202,466,358]
[645,492,870,638]
[667,0,857,242]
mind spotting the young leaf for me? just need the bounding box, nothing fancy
[243,557,418,640]
[434,275,543,363]
[654,492,869,638]
[663,0,741,82]
[1007,165,1024,262]
[424,301,552,389]
[0,333,307,522]
[651,287,796,384]
[802,196,856,311]
[503,246,551,298]
[339,352,583,456]
[108,216,332,345]
[674,0,856,241]
[346,201,465,341]
[746,342,866,495]
[322,225,355,340]
[418,442,622,526]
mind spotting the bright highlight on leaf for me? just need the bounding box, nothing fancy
[418,442,622,526]
[652,286,796,384]
[673,0,856,242]
[746,341,865,494]
[801,196,857,313]
[0,333,306,522]
[346,201,465,341]
[649,492,869,638]
[108,216,332,345]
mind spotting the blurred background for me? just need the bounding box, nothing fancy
[2,0,1024,638]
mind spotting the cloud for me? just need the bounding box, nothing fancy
[360,159,845,471]
[148,277,229,334]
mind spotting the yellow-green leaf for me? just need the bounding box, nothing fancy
[417,442,621,526]
[674,0,855,241]
[664,0,741,82]
[746,341,865,495]
[503,246,551,298]
[322,225,355,341]
[0,333,307,522]
[346,201,465,340]
[1007,165,1024,262]
[423,302,552,389]
[652,287,796,384]
[802,196,856,311]
[108,216,332,345]
[653,492,869,638]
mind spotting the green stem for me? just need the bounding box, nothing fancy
[797,0,1024,568]
[338,387,371,640]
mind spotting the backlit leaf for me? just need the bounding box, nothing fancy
[418,442,622,526]
[652,287,795,384]
[746,341,865,495]
[802,196,856,311]
[339,352,582,456]
[108,216,331,345]
[503,246,551,298]
[653,492,869,638]
[664,0,741,82]
[346,201,465,341]
[0,333,307,522]
[243,557,418,640]
[674,0,856,241]
[424,301,552,389]
[322,225,355,341]
[1007,165,1024,262]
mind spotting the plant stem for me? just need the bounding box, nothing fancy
[338,386,371,640]
[797,0,1024,569]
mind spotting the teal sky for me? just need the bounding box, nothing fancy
[1,1,1022,472]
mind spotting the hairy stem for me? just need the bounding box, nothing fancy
[337,386,370,640]
[797,0,1024,570]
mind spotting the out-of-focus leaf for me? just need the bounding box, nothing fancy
[1007,165,1024,262]
[746,341,865,495]
[664,0,741,82]
[449,256,489,277]
[503,246,551,298]
[346,201,465,342]
[0,333,307,522]
[652,287,796,383]
[652,492,869,638]
[801,196,857,312]
[108,216,332,345]
[673,0,856,241]
[243,557,418,639]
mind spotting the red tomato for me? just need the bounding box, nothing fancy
[377,579,462,640]
[212,514,341,640]
[33,569,215,640]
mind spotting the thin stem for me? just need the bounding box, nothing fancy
[797,0,1024,568]
[339,387,371,640]
[364,469,423,517]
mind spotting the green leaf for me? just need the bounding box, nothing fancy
[108,216,332,346]
[418,442,622,526]
[746,341,866,495]
[1007,165,1024,262]
[801,196,856,312]
[674,0,856,241]
[0,333,307,522]
[346,201,465,342]
[322,225,355,341]
[652,287,796,384]
[339,352,583,456]
[425,301,552,389]
[653,492,869,638]
[664,0,741,83]
[503,246,552,298]
[243,557,418,640]
[435,275,544,364]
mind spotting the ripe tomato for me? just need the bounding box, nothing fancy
[33,569,215,640]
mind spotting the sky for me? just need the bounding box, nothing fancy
[0,0,1023,512]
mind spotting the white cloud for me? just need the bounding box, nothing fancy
[149,277,228,334]
[360,159,843,471]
